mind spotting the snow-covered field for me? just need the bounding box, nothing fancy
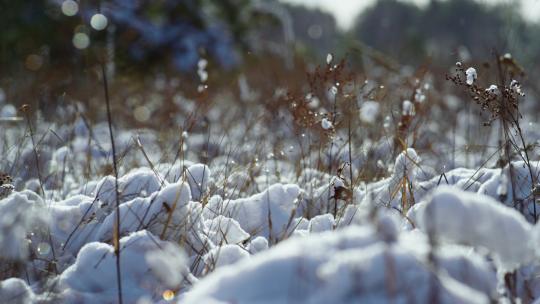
[1,60,540,304]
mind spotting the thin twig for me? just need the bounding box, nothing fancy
[101,62,123,304]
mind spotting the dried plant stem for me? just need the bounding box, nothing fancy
[22,110,45,197]
[22,107,58,275]
[101,63,123,304]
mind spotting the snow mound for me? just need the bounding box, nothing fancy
[414,186,533,271]
[186,163,211,201]
[88,167,162,210]
[0,191,47,260]
[393,148,420,182]
[308,213,335,233]
[0,278,36,304]
[50,195,100,254]
[356,148,421,210]
[182,225,493,304]
[220,183,300,241]
[248,236,268,254]
[204,215,250,245]
[203,244,250,269]
[94,181,207,254]
[59,230,187,303]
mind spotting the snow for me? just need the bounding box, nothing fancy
[308,213,335,233]
[203,244,250,269]
[316,244,488,304]
[145,241,187,287]
[359,100,380,124]
[321,118,333,130]
[0,278,36,304]
[393,148,420,182]
[3,73,540,303]
[402,100,415,116]
[0,191,47,260]
[218,183,300,240]
[326,53,333,64]
[414,186,533,271]
[466,67,477,85]
[511,79,524,96]
[94,181,198,243]
[204,215,250,245]
[0,183,14,199]
[329,85,338,96]
[0,104,16,117]
[182,226,492,304]
[1,145,538,303]
[248,236,269,254]
[186,163,211,201]
[356,148,421,210]
[59,230,187,303]
[49,194,100,254]
[486,84,499,95]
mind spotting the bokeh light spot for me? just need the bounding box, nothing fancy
[36,242,51,256]
[72,33,90,49]
[134,106,150,123]
[61,0,79,16]
[25,54,43,71]
[162,290,174,300]
[90,14,108,31]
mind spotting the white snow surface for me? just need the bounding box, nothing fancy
[0,191,47,260]
[59,230,187,303]
[186,163,211,200]
[215,183,300,240]
[0,278,36,304]
[3,144,540,303]
[182,225,494,304]
[412,186,533,271]
[204,215,250,245]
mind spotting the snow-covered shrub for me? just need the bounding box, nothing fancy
[0,191,48,261]
[218,183,301,242]
[59,230,187,303]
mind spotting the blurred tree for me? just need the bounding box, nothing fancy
[0,0,260,74]
[351,0,539,68]
[352,0,425,64]
[284,4,341,61]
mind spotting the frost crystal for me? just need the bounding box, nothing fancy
[465,67,477,85]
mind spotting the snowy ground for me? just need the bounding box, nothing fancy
[1,62,540,303]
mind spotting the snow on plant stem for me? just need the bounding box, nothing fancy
[321,118,333,130]
[466,67,477,85]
